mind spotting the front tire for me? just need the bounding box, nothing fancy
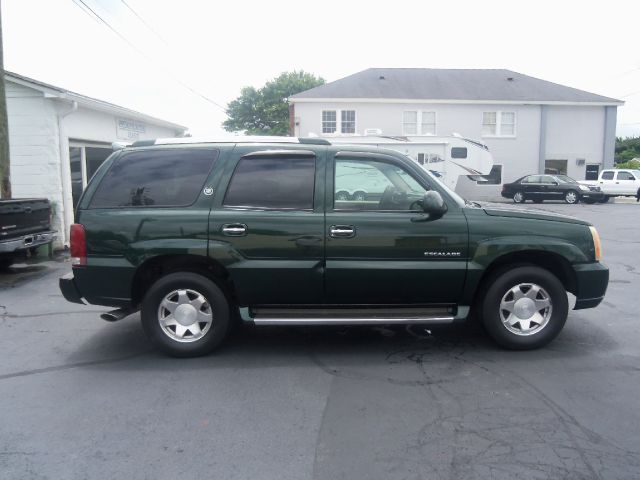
[598,196,610,204]
[564,190,579,204]
[141,272,231,357]
[480,266,568,350]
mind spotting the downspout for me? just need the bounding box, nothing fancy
[57,99,78,247]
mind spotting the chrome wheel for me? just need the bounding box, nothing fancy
[157,289,213,343]
[513,191,524,203]
[353,191,366,201]
[336,191,350,201]
[499,283,552,336]
[565,191,578,204]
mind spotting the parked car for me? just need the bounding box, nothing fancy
[501,174,605,204]
[0,198,57,269]
[580,169,640,202]
[59,137,608,356]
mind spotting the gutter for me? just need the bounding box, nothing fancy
[57,99,78,247]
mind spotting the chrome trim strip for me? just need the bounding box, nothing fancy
[253,316,455,326]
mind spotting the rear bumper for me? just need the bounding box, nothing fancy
[0,230,57,253]
[573,262,609,310]
[59,273,84,304]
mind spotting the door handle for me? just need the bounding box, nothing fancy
[221,223,247,236]
[329,225,356,238]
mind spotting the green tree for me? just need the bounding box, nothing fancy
[223,71,324,135]
[615,136,640,164]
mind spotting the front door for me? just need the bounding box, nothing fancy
[208,147,325,305]
[324,152,468,305]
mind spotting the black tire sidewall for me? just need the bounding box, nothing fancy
[141,272,230,357]
[481,266,568,350]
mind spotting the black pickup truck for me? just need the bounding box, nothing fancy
[0,198,57,269]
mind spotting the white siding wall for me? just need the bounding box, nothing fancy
[6,79,183,246]
[544,106,605,180]
[7,81,66,238]
[294,101,609,200]
[64,107,178,143]
[294,101,542,200]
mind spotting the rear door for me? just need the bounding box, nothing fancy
[324,151,468,305]
[208,146,325,306]
[615,171,637,195]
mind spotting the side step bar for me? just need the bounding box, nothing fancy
[252,316,455,326]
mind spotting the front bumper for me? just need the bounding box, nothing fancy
[0,230,57,253]
[573,262,609,310]
[59,273,84,304]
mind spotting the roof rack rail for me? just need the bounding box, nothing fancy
[129,136,331,147]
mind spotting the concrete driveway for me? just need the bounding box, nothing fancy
[1,203,639,479]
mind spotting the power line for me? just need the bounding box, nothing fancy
[71,0,226,111]
[120,0,169,46]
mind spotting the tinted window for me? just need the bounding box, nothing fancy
[451,147,467,159]
[224,155,315,210]
[90,149,217,208]
[617,171,636,181]
[541,175,556,184]
[601,171,614,180]
[476,165,503,185]
[523,175,541,184]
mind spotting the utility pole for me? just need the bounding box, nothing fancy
[0,1,11,199]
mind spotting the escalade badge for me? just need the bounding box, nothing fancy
[424,251,461,257]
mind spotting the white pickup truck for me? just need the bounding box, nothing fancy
[581,169,640,202]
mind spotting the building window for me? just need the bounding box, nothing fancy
[403,111,418,135]
[475,165,503,185]
[403,111,436,135]
[322,110,336,134]
[545,159,567,175]
[341,110,356,134]
[482,111,516,137]
[421,111,436,135]
[68,142,113,208]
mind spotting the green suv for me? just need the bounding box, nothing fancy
[59,137,608,356]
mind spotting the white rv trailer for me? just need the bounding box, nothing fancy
[326,135,494,191]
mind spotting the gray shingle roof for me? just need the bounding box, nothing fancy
[290,68,622,104]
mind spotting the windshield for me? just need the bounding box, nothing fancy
[555,175,578,184]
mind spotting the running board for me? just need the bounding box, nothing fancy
[252,316,455,326]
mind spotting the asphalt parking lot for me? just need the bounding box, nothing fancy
[1,202,639,480]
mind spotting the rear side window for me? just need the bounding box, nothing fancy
[601,171,614,180]
[617,171,635,181]
[90,149,217,208]
[224,155,315,210]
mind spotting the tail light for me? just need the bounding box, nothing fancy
[70,224,87,266]
[589,226,602,261]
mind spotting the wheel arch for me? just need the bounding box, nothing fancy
[468,250,578,308]
[131,254,236,308]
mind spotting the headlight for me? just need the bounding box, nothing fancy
[589,226,602,261]
[579,185,590,191]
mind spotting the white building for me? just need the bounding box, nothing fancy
[5,72,186,246]
[289,68,623,200]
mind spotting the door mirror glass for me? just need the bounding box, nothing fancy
[421,191,448,217]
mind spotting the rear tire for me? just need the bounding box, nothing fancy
[0,257,13,270]
[513,191,525,203]
[598,196,610,204]
[480,266,568,350]
[141,272,231,357]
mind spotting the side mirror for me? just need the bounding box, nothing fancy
[420,191,448,218]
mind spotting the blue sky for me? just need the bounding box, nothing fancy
[4,0,640,137]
